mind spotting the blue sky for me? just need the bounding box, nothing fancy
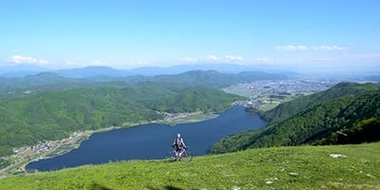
[0,0,379,72]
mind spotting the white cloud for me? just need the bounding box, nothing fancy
[257,56,334,64]
[225,55,243,61]
[181,54,244,63]
[275,45,346,51]
[312,45,346,50]
[275,45,309,51]
[10,55,49,65]
[206,55,219,61]
[256,57,297,63]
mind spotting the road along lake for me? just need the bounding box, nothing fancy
[26,106,267,171]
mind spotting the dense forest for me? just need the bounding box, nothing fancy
[0,84,244,158]
[2,70,285,158]
[210,82,380,154]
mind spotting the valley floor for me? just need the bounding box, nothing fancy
[0,142,379,190]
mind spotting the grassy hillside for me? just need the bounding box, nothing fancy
[210,82,380,154]
[0,142,379,189]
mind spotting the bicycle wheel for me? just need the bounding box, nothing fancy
[165,150,176,162]
[180,150,192,162]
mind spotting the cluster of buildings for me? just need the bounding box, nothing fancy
[163,112,194,121]
[1,131,88,174]
[225,80,337,111]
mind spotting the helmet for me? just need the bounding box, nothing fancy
[177,133,181,138]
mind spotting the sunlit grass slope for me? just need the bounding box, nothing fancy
[1,142,379,190]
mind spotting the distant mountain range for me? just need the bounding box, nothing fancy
[0,64,49,77]
[0,70,289,98]
[0,63,293,78]
[1,63,379,81]
[123,63,293,76]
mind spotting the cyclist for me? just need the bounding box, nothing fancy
[172,133,187,159]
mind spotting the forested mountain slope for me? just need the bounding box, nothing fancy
[0,83,244,157]
[149,70,288,89]
[0,70,288,92]
[210,82,380,154]
[0,70,288,100]
[261,82,379,124]
[0,69,288,157]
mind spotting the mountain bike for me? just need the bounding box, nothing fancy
[166,147,192,162]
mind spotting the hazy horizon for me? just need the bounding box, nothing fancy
[1,0,379,74]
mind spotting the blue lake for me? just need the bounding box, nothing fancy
[26,106,267,171]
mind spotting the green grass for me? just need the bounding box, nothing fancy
[1,142,380,190]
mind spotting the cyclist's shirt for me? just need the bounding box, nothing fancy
[174,137,185,150]
[176,137,184,147]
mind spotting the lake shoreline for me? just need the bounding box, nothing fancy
[25,105,266,172]
[1,110,221,176]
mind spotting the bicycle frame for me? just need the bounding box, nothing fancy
[166,147,192,162]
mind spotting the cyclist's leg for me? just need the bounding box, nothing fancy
[178,147,185,159]
[174,148,181,160]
